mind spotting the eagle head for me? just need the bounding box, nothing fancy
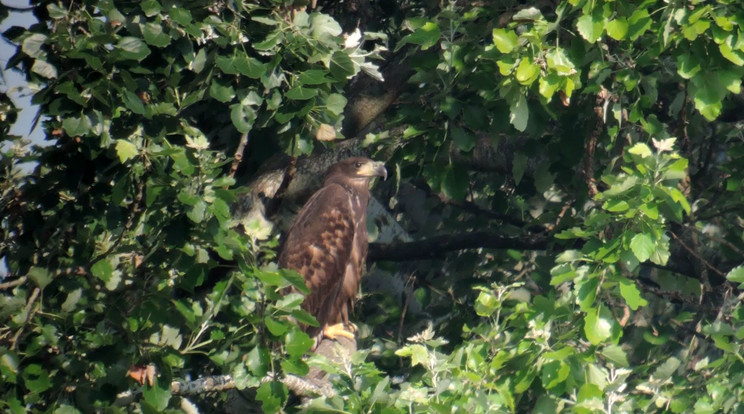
[326,157,387,183]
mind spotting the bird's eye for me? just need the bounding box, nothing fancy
[354,162,363,168]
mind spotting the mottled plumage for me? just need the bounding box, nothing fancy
[278,157,386,343]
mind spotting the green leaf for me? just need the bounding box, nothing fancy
[652,356,680,380]
[122,90,146,114]
[627,143,652,158]
[54,405,81,414]
[291,309,319,327]
[255,268,283,286]
[276,292,304,312]
[264,316,288,336]
[726,265,744,287]
[22,33,46,58]
[577,277,598,311]
[325,93,347,116]
[142,23,171,47]
[584,306,613,345]
[256,381,287,414]
[191,48,207,73]
[397,344,429,367]
[649,234,671,265]
[603,199,629,212]
[606,18,628,40]
[61,288,83,313]
[216,55,238,75]
[252,15,278,26]
[539,73,561,100]
[62,115,91,137]
[576,12,603,43]
[329,51,355,79]
[618,278,648,310]
[31,59,57,79]
[451,125,476,152]
[91,259,113,282]
[546,48,575,76]
[246,346,270,376]
[0,351,19,384]
[628,8,652,41]
[140,0,161,16]
[115,139,138,163]
[630,233,654,263]
[209,80,236,103]
[541,360,570,389]
[27,266,52,289]
[187,200,207,223]
[234,55,266,79]
[143,377,171,411]
[719,43,744,66]
[310,13,342,42]
[398,21,441,50]
[281,358,309,376]
[509,94,529,132]
[279,269,310,294]
[515,58,539,85]
[47,4,68,19]
[677,53,702,79]
[410,344,429,367]
[285,329,314,358]
[286,86,318,100]
[492,28,518,53]
[601,344,629,367]
[474,290,498,316]
[550,263,577,285]
[719,69,743,94]
[116,37,151,61]
[230,103,256,133]
[691,73,726,120]
[22,364,52,393]
[300,69,331,85]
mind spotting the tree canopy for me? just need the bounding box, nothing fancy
[2,0,744,412]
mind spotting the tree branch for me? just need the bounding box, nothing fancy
[368,232,549,262]
[229,132,250,179]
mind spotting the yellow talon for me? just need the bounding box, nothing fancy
[323,323,357,341]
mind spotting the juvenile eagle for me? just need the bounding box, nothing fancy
[279,157,387,343]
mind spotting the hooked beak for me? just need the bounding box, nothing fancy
[372,161,387,181]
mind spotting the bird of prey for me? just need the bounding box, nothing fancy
[278,157,387,344]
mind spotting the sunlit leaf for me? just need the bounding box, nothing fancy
[584,306,613,345]
[618,278,648,310]
[492,28,518,53]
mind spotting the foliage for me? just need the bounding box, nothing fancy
[2,0,744,412]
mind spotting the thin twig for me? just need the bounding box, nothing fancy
[670,231,725,278]
[690,226,744,256]
[228,132,250,179]
[397,274,415,344]
[0,276,27,290]
[10,287,41,350]
[584,91,607,198]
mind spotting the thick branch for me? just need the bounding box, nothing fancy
[368,233,549,262]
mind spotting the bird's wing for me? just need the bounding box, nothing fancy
[278,183,355,325]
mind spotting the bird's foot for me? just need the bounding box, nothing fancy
[322,322,357,341]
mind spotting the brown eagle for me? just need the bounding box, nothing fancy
[278,157,387,343]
